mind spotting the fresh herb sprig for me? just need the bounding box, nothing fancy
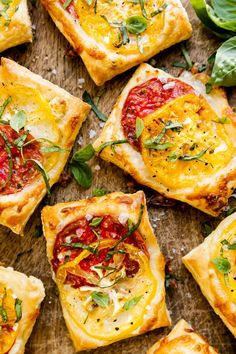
[123,295,142,310]
[82,91,107,122]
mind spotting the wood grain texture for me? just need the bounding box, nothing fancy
[0,0,235,353]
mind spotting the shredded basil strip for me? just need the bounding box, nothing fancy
[10,110,27,133]
[15,298,22,322]
[123,295,142,310]
[63,0,73,9]
[94,265,116,270]
[13,130,30,148]
[25,159,51,195]
[82,91,107,122]
[180,42,193,69]
[62,242,98,254]
[135,118,144,138]
[0,131,13,189]
[0,306,8,323]
[96,139,128,154]
[221,239,236,250]
[178,148,208,161]
[211,257,231,274]
[151,3,167,17]
[92,188,107,197]
[90,217,103,227]
[0,97,12,118]
[144,121,183,149]
[91,291,109,308]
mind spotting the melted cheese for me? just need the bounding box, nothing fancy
[75,0,165,54]
[57,240,156,341]
[140,93,235,190]
[0,0,20,30]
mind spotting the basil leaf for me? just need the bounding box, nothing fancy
[92,188,107,197]
[221,239,236,250]
[178,148,208,161]
[0,306,8,322]
[10,110,27,133]
[85,0,93,4]
[71,162,93,189]
[13,130,29,148]
[96,139,128,153]
[138,0,148,19]
[41,145,65,153]
[94,265,116,270]
[90,217,103,227]
[123,295,142,310]
[61,242,98,254]
[211,257,231,274]
[172,61,187,68]
[211,0,236,31]
[135,118,144,138]
[63,0,73,9]
[0,96,11,118]
[26,159,50,195]
[0,131,13,189]
[72,144,95,163]
[208,37,236,87]
[15,298,22,322]
[82,91,107,122]
[225,206,236,216]
[126,16,147,34]
[189,0,234,38]
[180,42,192,69]
[213,116,231,124]
[144,141,174,150]
[91,291,109,308]
[151,3,168,17]
[202,221,213,236]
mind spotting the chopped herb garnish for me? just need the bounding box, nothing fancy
[225,206,236,217]
[202,221,213,237]
[151,3,167,17]
[135,117,144,138]
[213,116,231,124]
[138,0,148,19]
[178,148,208,162]
[198,64,207,73]
[123,295,142,310]
[10,110,27,133]
[15,298,22,322]
[70,144,95,189]
[180,42,192,69]
[91,291,109,308]
[92,188,107,197]
[126,16,147,34]
[172,61,187,68]
[0,96,12,118]
[144,121,183,150]
[13,130,30,148]
[25,159,50,195]
[62,242,98,254]
[211,257,231,274]
[97,139,128,154]
[82,91,107,122]
[63,0,73,9]
[0,306,8,323]
[0,131,13,189]
[94,265,116,270]
[90,217,103,227]
[221,239,236,250]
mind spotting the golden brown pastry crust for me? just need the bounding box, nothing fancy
[41,191,171,351]
[147,319,218,354]
[40,0,192,85]
[183,213,236,338]
[93,63,236,216]
[0,266,45,354]
[0,0,32,53]
[0,58,90,235]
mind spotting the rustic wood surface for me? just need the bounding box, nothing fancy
[0,0,235,353]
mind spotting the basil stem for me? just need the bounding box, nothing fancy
[0,97,12,118]
[61,242,98,254]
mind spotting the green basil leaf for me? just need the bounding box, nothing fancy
[189,0,234,38]
[13,130,29,148]
[172,61,187,68]
[151,3,168,17]
[144,141,174,150]
[221,239,236,250]
[123,295,142,310]
[71,162,93,188]
[91,291,109,308]
[178,148,208,161]
[211,257,231,274]
[41,145,65,153]
[94,265,116,270]
[213,116,231,124]
[92,188,107,197]
[208,36,236,87]
[135,118,144,138]
[61,242,98,254]
[82,91,107,122]
[10,110,27,133]
[138,0,148,19]
[72,144,95,163]
[0,131,13,189]
[180,42,193,69]
[25,159,50,195]
[0,96,11,118]
[202,221,213,236]
[63,0,73,9]
[90,217,103,227]
[225,206,236,216]
[15,298,22,322]
[211,0,236,31]
[126,16,147,34]
[96,139,128,153]
[0,306,8,323]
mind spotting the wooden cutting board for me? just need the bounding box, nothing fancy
[0,1,235,353]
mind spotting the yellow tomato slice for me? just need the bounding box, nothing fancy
[74,0,165,55]
[140,93,235,190]
[0,0,20,29]
[0,85,62,171]
[210,220,236,303]
[0,285,18,354]
[57,239,156,341]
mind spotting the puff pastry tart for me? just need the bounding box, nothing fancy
[147,319,218,354]
[0,58,90,235]
[0,266,45,354]
[93,63,236,216]
[183,212,236,337]
[40,0,192,85]
[41,191,171,351]
[0,0,32,53]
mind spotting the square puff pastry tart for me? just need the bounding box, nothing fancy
[41,191,171,351]
[183,212,236,337]
[40,0,192,85]
[0,58,90,235]
[0,0,32,53]
[147,319,218,354]
[93,63,236,216]
[0,266,45,354]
